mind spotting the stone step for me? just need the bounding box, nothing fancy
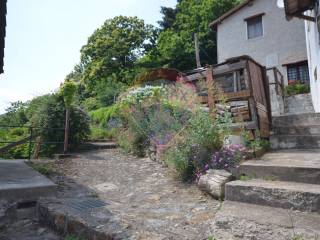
[273,125,320,135]
[37,198,129,239]
[239,150,320,184]
[270,134,320,149]
[212,201,320,240]
[272,113,320,127]
[225,179,320,213]
[0,160,56,202]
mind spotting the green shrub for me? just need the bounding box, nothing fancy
[83,97,100,111]
[89,104,120,127]
[164,142,195,181]
[31,94,90,156]
[285,83,310,96]
[164,110,231,182]
[89,125,117,140]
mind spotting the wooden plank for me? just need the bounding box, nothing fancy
[212,61,246,76]
[187,72,206,81]
[232,110,250,117]
[231,106,249,113]
[224,90,251,100]
[229,101,249,107]
[0,136,30,153]
[206,67,215,112]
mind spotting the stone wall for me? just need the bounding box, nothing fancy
[305,7,320,112]
[284,93,314,114]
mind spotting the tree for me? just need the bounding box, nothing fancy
[80,16,157,93]
[142,0,240,71]
[60,81,77,153]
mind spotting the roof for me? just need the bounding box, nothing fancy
[209,0,255,29]
[0,0,7,74]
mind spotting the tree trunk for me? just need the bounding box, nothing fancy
[63,108,70,154]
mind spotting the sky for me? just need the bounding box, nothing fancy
[0,0,177,113]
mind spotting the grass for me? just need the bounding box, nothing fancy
[239,175,253,181]
[65,235,80,240]
[208,236,216,240]
[30,163,55,176]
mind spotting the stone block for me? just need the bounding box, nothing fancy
[198,169,232,199]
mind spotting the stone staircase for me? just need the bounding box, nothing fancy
[212,108,320,238]
[227,150,320,213]
[270,112,320,149]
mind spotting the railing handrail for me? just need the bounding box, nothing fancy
[0,125,65,160]
[0,125,65,130]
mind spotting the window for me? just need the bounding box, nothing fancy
[246,15,263,39]
[287,62,310,84]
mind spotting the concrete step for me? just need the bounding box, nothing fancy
[37,198,129,239]
[284,93,315,115]
[273,125,320,135]
[239,150,320,184]
[212,201,320,240]
[0,160,56,202]
[272,113,320,127]
[270,135,320,149]
[225,179,320,213]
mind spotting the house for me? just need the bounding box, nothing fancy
[210,0,309,87]
[283,0,320,112]
[0,0,7,74]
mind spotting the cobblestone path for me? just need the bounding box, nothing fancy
[51,149,220,240]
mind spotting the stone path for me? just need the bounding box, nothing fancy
[47,149,220,239]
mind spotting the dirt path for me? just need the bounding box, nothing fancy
[50,149,220,240]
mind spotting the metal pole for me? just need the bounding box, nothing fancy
[28,127,33,160]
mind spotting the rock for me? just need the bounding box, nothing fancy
[198,169,232,199]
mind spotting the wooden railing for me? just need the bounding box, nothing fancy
[0,125,65,160]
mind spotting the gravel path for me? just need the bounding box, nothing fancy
[50,149,220,240]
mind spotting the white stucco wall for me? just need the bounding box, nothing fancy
[217,0,308,84]
[305,6,320,113]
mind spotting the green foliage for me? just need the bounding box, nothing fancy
[65,235,80,240]
[80,16,157,91]
[0,101,28,126]
[94,78,125,106]
[208,236,216,240]
[239,175,252,181]
[83,97,100,111]
[165,109,231,181]
[31,163,54,176]
[165,142,195,181]
[285,83,310,96]
[60,81,77,107]
[89,104,121,127]
[0,125,30,159]
[89,126,116,140]
[142,0,240,70]
[29,94,90,156]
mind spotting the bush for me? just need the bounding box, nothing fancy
[31,94,90,156]
[210,144,248,172]
[89,126,116,140]
[285,83,310,96]
[164,142,195,181]
[89,104,120,127]
[164,110,232,182]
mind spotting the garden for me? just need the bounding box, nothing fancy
[94,80,254,183]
